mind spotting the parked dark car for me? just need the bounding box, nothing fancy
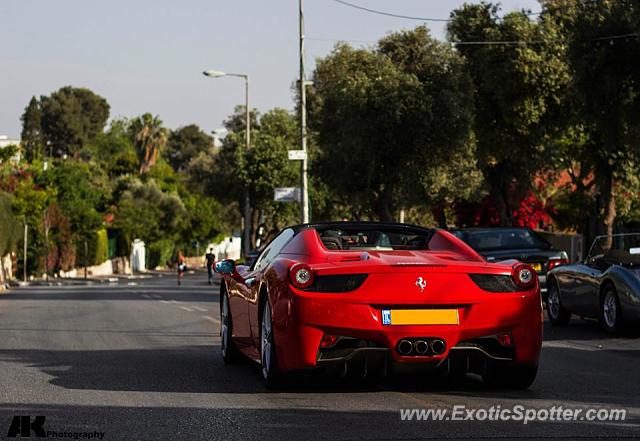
[546,233,640,333]
[452,227,568,295]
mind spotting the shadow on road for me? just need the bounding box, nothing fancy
[543,319,640,341]
[0,343,638,408]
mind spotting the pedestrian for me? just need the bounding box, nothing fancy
[176,250,186,286]
[205,248,216,285]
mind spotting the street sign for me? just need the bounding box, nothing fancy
[274,187,301,202]
[288,150,307,160]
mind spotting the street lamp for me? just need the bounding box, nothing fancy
[203,69,252,258]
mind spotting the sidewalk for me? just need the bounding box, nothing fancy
[3,271,157,289]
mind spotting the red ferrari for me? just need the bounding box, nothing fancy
[215,222,542,388]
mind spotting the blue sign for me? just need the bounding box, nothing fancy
[382,309,391,325]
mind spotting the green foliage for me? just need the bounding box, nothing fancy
[0,192,19,256]
[129,113,168,174]
[147,239,175,269]
[530,0,640,236]
[448,4,570,225]
[84,118,138,177]
[113,179,186,246]
[187,107,299,244]
[91,228,109,265]
[21,96,44,162]
[309,27,480,222]
[10,168,57,275]
[40,86,110,158]
[0,145,18,163]
[43,161,106,240]
[164,124,214,172]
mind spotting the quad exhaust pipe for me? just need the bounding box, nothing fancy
[397,339,413,355]
[414,340,429,355]
[397,338,446,356]
[431,339,446,355]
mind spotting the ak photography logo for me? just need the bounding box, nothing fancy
[6,415,105,439]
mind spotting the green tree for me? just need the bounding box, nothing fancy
[40,86,110,158]
[309,27,479,223]
[164,124,214,172]
[0,145,18,164]
[448,4,570,225]
[84,118,139,177]
[545,0,640,238]
[20,96,44,162]
[113,179,186,246]
[129,113,168,174]
[43,161,107,266]
[187,107,299,245]
[0,191,19,258]
[11,171,56,276]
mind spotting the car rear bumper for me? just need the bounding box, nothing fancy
[271,288,543,372]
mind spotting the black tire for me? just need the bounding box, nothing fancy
[483,364,538,390]
[546,279,570,326]
[260,300,283,388]
[600,286,622,334]
[220,291,240,363]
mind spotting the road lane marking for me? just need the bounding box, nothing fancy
[151,294,162,299]
[179,306,194,312]
[192,306,207,312]
[160,300,172,304]
[202,315,220,324]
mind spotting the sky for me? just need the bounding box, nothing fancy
[0,0,539,139]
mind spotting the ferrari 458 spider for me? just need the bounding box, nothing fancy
[547,233,640,333]
[215,222,542,388]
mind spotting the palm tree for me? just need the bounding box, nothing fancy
[131,113,168,174]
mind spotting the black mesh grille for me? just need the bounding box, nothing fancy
[302,274,368,293]
[468,274,527,292]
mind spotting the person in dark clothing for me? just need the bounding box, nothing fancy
[176,250,186,286]
[205,248,216,285]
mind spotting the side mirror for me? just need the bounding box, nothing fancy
[215,259,236,275]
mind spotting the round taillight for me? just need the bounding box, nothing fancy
[289,263,314,289]
[512,263,536,289]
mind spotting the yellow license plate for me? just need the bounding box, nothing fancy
[381,309,459,325]
[531,263,542,272]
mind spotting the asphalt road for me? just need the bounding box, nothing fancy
[0,271,639,440]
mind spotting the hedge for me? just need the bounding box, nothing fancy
[147,239,174,269]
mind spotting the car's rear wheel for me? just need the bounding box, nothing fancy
[261,300,282,388]
[601,286,622,334]
[482,364,538,390]
[547,279,570,325]
[220,291,240,363]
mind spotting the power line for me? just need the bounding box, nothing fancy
[329,0,450,22]
[328,0,542,22]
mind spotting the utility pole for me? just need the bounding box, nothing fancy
[244,75,252,256]
[23,221,27,282]
[299,0,310,224]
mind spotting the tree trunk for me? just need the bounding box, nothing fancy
[434,203,448,229]
[597,170,616,249]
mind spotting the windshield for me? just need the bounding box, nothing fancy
[588,233,640,266]
[315,225,432,251]
[461,229,550,252]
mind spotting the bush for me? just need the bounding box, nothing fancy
[79,228,109,267]
[93,229,108,265]
[148,239,174,269]
[0,192,19,256]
